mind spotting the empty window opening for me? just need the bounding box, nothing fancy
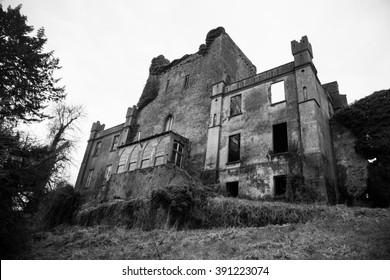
[165,115,173,132]
[228,134,240,162]
[171,141,183,168]
[303,86,308,100]
[274,175,287,198]
[105,165,112,181]
[226,181,239,197]
[230,94,242,116]
[271,81,285,104]
[111,135,119,151]
[94,142,102,156]
[184,74,190,89]
[273,122,288,153]
[85,169,94,188]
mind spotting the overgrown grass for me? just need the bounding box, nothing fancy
[23,205,390,259]
[74,183,388,231]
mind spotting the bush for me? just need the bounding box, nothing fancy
[149,183,216,229]
[0,209,29,259]
[367,163,390,207]
[36,183,81,229]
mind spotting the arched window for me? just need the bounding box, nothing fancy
[213,114,217,126]
[154,137,169,166]
[117,148,130,173]
[303,86,308,100]
[141,142,152,169]
[165,115,173,132]
[128,145,140,171]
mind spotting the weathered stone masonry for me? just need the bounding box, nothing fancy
[76,27,350,203]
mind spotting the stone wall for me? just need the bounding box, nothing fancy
[331,119,368,199]
[98,165,192,201]
[135,32,256,177]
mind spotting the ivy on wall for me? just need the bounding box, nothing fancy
[335,89,390,207]
[137,75,160,110]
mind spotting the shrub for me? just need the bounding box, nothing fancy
[335,89,390,207]
[36,183,81,229]
[149,183,216,229]
[0,209,29,259]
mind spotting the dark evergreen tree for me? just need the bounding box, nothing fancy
[0,4,65,125]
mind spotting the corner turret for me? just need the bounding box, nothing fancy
[89,121,105,140]
[291,36,313,67]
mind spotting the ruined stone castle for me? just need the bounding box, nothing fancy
[75,27,353,204]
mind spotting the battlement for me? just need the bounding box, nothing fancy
[90,121,105,132]
[291,36,313,58]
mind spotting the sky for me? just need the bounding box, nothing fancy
[2,0,390,185]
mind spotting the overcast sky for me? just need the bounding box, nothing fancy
[2,0,389,184]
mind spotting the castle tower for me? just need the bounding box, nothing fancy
[292,36,337,203]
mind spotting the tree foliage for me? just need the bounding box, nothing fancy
[0,5,81,257]
[335,89,390,163]
[0,4,65,124]
[335,89,390,207]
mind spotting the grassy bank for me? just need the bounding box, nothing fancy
[23,204,390,259]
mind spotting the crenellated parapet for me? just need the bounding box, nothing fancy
[291,36,313,67]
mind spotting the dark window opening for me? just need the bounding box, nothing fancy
[111,135,119,151]
[94,142,102,156]
[165,115,173,131]
[230,95,241,116]
[85,169,94,188]
[273,122,288,153]
[165,79,170,92]
[228,134,240,162]
[171,141,183,168]
[226,181,239,197]
[303,86,308,100]
[274,175,287,198]
[184,75,190,89]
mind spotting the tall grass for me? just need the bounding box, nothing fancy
[75,183,343,230]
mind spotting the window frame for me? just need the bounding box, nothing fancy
[165,79,170,92]
[272,122,288,154]
[111,135,120,151]
[171,141,183,168]
[228,133,241,163]
[229,94,242,117]
[104,165,112,181]
[165,115,173,132]
[93,141,102,156]
[270,81,286,105]
[183,74,190,89]
[85,169,94,188]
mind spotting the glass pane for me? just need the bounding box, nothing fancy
[154,156,164,166]
[128,162,136,171]
[141,159,149,169]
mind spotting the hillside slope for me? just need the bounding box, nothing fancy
[23,204,390,259]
